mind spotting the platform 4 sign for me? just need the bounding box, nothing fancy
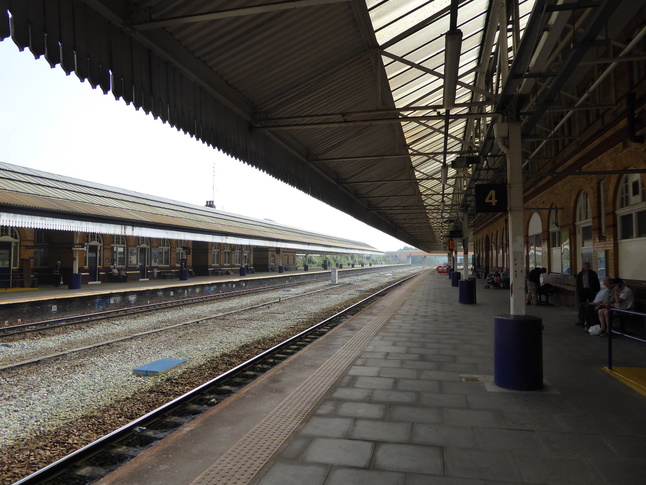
[475,184,507,213]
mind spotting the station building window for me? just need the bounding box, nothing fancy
[176,240,188,265]
[575,191,593,268]
[235,247,241,265]
[33,230,49,268]
[598,180,607,236]
[0,226,20,268]
[527,212,543,270]
[112,235,127,266]
[212,244,220,266]
[242,248,249,266]
[616,173,646,280]
[152,238,170,267]
[224,246,231,265]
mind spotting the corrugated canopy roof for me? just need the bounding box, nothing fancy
[0,161,379,253]
[1,0,641,251]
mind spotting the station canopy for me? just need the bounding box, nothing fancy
[1,1,640,251]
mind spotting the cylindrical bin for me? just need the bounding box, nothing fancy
[278,265,284,273]
[179,268,189,280]
[458,278,476,304]
[68,273,82,290]
[304,264,309,271]
[240,266,247,276]
[451,271,461,287]
[448,267,454,280]
[494,314,543,391]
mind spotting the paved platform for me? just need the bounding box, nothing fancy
[99,271,646,485]
[0,269,325,305]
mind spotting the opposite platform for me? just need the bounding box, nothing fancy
[100,271,646,485]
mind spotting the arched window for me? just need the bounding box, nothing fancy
[0,226,20,268]
[528,212,543,270]
[176,240,188,266]
[158,238,170,266]
[112,235,127,266]
[33,229,50,268]
[575,191,593,268]
[616,173,646,279]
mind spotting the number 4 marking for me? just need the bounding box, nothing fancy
[485,189,498,207]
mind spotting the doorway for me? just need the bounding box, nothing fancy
[139,246,149,279]
[0,242,11,288]
[87,245,100,282]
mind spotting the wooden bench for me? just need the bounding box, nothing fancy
[158,270,179,279]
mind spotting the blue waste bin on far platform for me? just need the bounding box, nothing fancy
[451,271,461,287]
[68,273,82,290]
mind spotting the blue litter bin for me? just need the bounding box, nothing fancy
[448,268,454,280]
[240,266,247,276]
[451,271,461,287]
[459,278,476,304]
[278,265,284,273]
[494,314,543,390]
[68,273,82,290]
[304,264,309,271]
[179,268,189,280]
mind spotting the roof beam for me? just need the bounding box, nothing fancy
[253,112,497,130]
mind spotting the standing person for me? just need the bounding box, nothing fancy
[526,267,546,305]
[53,260,62,287]
[576,261,600,305]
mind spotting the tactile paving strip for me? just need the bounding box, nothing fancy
[190,275,422,485]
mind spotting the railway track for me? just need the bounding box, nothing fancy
[0,279,318,338]
[0,284,348,372]
[13,275,415,485]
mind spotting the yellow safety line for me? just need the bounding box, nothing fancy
[601,366,646,397]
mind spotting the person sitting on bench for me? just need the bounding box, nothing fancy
[597,278,634,336]
[576,276,611,330]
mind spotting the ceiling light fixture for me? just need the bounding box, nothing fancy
[443,29,463,110]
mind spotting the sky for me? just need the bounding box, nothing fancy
[0,39,411,252]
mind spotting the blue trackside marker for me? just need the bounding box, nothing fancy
[133,358,187,376]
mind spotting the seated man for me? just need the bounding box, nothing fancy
[576,276,611,329]
[597,278,634,335]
